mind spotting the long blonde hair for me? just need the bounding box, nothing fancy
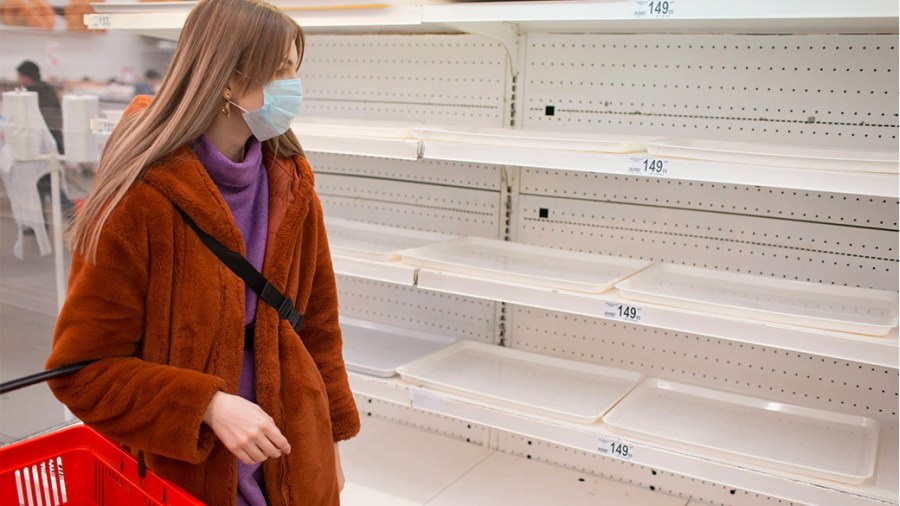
[71,0,305,260]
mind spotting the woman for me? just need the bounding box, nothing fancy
[44,0,360,504]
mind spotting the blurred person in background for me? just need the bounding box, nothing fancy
[134,68,162,97]
[16,60,62,153]
[15,60,74,223]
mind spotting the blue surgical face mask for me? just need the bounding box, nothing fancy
[230,77,303,141]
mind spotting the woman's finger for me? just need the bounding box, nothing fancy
[244,442,267,463]
[256,435,283,459]
[264,424,291,454]
[236,449,255,466]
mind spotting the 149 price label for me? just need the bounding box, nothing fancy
[633,0,674,18]
[90,14,112,29]
[599,438,635,460]
[605,302,643,323]
[629,157,670,177]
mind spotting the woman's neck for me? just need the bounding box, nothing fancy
[205,117,252,163]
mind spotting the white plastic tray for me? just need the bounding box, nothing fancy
[603,378,880,484]
[326,218,458,261]
[396,340,643,424]
[399,237,652,294]
[341,318,457,377]
[646,139,899,173]
[414,125,656,153]
[615,263,899,336]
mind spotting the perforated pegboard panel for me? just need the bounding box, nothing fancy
[336,276,497,343]
[355,394,490,446]
[519,168,900,231]
[508,305,898,423]
[317,173,501,237]
[300,34,508,125]
[496,432,802,506]
[515,194,898,291]
[523,34,898,150]
[307,152,502,191]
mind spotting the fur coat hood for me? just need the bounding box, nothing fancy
[46,96,360,505]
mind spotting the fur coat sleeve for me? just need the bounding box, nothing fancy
[298,192,359,441]
[46,190,226,464]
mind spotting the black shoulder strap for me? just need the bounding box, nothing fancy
[173,205,304,333]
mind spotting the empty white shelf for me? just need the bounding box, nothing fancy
[423,0,898,34]
[646,139,898,174]
[413,268,900,368]
[340,317,457,377]
[86,2,423,33]
[348,371,900,506]
[603,378,880,484]
[341,416,687,506]
[85,114,898,197]
[396,340,642,424]
[400,237,652,294]
[331,255,417,286]
[616,263,899,336]
[86,0,899,36]
[294,117,422,160]
[421,140,898,198]
[326,218,456,261]
[413,125,655,153]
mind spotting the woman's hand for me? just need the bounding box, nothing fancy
[202,391,291,465]
[335,442,346,492]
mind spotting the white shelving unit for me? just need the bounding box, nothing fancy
[82,2,899,505]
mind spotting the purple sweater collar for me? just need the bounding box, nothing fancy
[191,134,263,189]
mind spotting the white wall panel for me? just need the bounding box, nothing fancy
[355,394,491,446]
[300,34,509,125]
[308,152,502,191]
[516,194,898,290]
[317,172,501,237]
[522,34,898,150]
[337,276,498,343]
[519,168,899,231]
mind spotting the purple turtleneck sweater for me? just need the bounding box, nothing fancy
[192,134,269,506]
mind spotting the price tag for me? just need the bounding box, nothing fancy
[629,157,670,177]
[410,388,447,414]
[89,14,112,29]
[90,119,117,136]
[599,437,635,460]
[633,0,675,18]
[604,301,644,323]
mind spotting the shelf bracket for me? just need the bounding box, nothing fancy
[440,21,519,78]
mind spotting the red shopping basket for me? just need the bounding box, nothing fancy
[0,363,204,505]
[0,425,203,505]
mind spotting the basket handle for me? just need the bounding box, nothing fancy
[0,360,96,395]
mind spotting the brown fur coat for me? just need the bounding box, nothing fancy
[46,96,360,505]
